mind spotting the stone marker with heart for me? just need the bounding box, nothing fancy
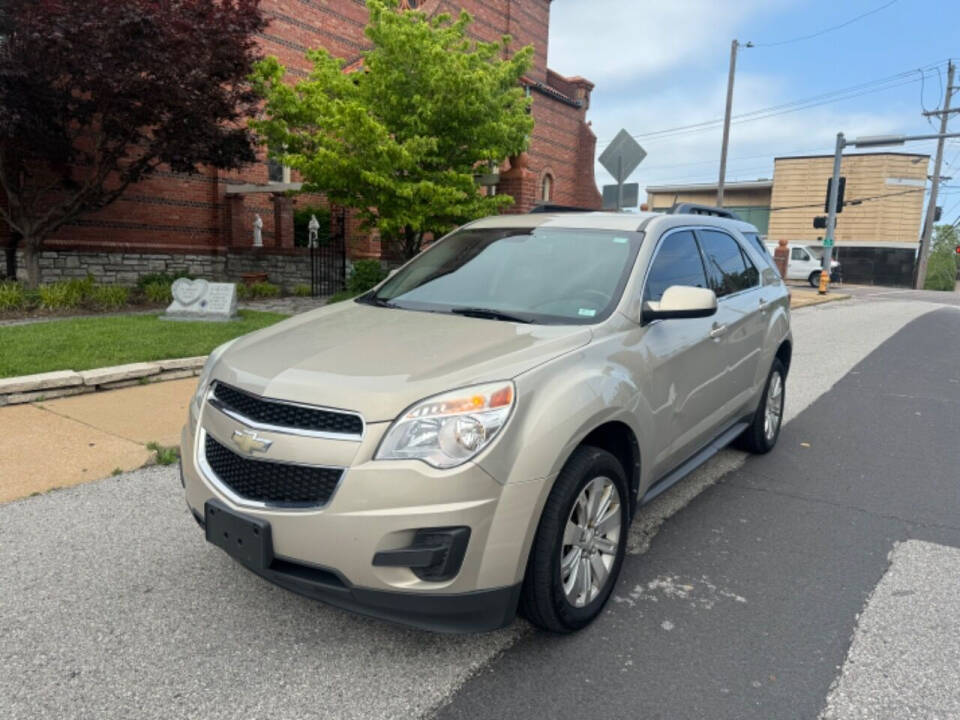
[171,278,210,307]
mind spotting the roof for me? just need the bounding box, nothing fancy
[468,211,658,232]
[646,180,773,194]
[774,151,930,161]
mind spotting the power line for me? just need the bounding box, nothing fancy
[749,0,899,48]
[769,186,926,213]
[596,60,945,148]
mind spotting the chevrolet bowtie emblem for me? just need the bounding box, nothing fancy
[231,429,273,455]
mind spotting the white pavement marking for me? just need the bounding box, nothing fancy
[0,299,953,720]
[821,540,960,720]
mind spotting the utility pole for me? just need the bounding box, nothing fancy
[916,60,955,289]
[820,132,846,294]
[717,39,739,207]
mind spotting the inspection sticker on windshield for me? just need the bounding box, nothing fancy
[578,308,597,317]
[612,237,629,244]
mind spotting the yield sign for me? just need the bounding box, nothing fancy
[599,129,646,183]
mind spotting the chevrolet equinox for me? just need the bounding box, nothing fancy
[181,209,792,633]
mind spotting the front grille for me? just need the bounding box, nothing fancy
[204,434,342,507]
[212,382,363,437]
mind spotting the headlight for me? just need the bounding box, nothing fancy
[193,339,237,411]
[375,382,515,468]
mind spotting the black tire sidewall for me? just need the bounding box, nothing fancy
[757,358,786,451]
[809,271,821,287]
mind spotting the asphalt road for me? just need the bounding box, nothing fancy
[1,292,958,720]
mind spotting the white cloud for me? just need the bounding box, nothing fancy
[547,1,932,200]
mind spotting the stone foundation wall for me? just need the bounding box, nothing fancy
[13,249,348,292]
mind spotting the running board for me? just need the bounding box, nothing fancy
[639,422,749,505]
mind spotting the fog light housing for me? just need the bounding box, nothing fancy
[372,527,471,582]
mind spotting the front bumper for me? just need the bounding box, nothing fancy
[180,401,547,631]
[191,504,520,632]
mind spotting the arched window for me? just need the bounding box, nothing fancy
[541,173,553,203]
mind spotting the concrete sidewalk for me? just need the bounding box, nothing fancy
[0,378,196,503]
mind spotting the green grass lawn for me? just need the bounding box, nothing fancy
[0,310,288,378]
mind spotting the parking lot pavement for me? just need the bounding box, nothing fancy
[822,540,960,720]
[1,296,956,720]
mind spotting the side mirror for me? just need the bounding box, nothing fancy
[641,285,717,322]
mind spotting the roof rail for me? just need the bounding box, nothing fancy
[530,203,595,213]
[668,202,741,220]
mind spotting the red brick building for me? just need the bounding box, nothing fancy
[9,0,601,287]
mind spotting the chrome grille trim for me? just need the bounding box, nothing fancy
[209,381,365,442]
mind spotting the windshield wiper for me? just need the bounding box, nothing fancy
[449,307,533,323]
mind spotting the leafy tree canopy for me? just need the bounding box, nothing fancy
[251,0,534,258]
[0,0,267,286]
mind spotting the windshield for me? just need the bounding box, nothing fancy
[807,246,824,259]
[362,226,644,324]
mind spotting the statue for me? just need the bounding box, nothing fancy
[253,214,263,247]
[308,214,320,248]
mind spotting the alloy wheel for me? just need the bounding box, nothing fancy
[764,371,784,442]
[560,476,622,608]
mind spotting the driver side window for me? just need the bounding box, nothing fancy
[644,230,709,302]
[791,247,808,261]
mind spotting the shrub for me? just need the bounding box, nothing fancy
[143,280,173,304]
[248,281,280,299]
[235,282,250,300]
[66,274,97,301]
[90,284,130,309]
[326,290,356,304]
[292,283,312,297]
[38,281,83,310]
[136,271,191,291]
[0,282,26,311]
[347,259,387,295]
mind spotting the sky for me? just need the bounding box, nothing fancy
[547,0,960,223]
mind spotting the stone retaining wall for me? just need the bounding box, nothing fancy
[0,358,207,407]
[13,249,351,292]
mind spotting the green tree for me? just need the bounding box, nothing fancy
[251,0,534,259]
[923,224,959,291]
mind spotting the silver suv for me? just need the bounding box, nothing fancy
[181,210,791,633]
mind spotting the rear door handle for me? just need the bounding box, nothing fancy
[709,324,728,339]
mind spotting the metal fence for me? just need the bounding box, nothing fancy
[310,207,347,297]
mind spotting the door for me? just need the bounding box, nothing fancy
[696,228,766,419]
[789,245,813,280]
[635,228,730,476]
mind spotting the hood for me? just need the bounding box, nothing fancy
[213,301,591,422]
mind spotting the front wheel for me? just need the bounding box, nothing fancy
[520,446,629,633]
[736,357,786,454]
[808,271,821,288]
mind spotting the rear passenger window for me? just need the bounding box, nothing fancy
[644,230,708,302]
[697,230,758,297]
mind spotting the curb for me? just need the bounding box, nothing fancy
[0,356,207,407]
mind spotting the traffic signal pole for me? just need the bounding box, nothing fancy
[915,60,955,289]
[819,132,846,294]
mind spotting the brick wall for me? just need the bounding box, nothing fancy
[8,0,600,265]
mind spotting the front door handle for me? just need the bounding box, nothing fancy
[759,297,769,314]
[709,324,728,339]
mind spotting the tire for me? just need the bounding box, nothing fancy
[519,446,629,633]
[736,357,786,454]
[808,271,821,288]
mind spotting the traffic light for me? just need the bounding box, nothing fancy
[935,206,942,222]
[825,176,846,213]
[955,245,960,255]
